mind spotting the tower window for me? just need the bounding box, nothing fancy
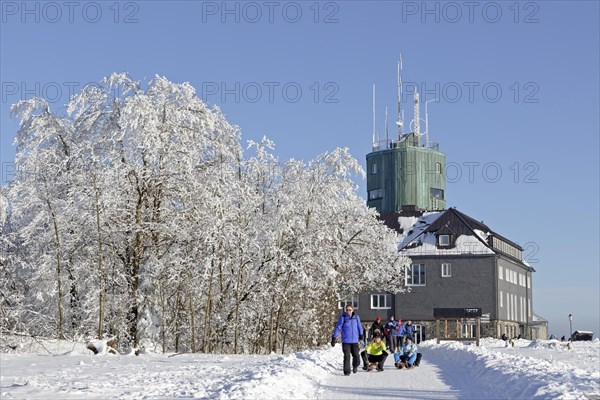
[368,189,384,200]
[436,162,442,174]
[430,188,444,199]
[372,163,377,174]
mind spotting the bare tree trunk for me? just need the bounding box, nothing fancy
[274,270,294,353]
[44,184,65,340]
[93,178,105,339]
[202,255,215,353]
[189,285,196,353]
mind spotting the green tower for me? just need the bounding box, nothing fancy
[366,77,446,213]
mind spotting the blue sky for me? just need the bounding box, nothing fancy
[1,1,598,338]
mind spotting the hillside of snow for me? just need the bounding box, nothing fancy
[1,335,598,399]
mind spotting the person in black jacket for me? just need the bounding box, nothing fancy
[369,317,385,340]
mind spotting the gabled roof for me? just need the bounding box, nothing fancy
[379,208,531,268]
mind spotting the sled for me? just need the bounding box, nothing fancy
[367,362,380,371]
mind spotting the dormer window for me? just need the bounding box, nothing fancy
[438,234,450,246]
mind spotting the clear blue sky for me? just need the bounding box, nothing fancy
[1,1,598,338]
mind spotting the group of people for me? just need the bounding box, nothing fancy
[368,315,416,352]
[331,306,422,375]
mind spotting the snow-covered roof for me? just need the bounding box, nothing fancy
[396,209,495,256]
[393,208,529,262]
[397,211,443,248]
[401,231,495,256]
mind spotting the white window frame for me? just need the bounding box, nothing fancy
[499,290,503,308]
[338,294,359,310]
[372,163,377,174]
[438,235,450,246]
[370,294,392,309]
[406,264,426,286]
[441,263,451,277]
[499,265,503,280]
[436,162,442,174]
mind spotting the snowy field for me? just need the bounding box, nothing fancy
[1,336,599,400]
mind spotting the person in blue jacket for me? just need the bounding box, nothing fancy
[403,320,415,341]
[332,304,364,375]
[394,336,421,369]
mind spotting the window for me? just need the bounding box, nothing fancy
[438,234,450,246]
[372,163,377,174]
[338,294,359,310]
[441,263,451,277]
[500,290,503,307]
[368,188,384,200]
[406,264,426,286]
[430,188,444,199]
[436,162,442,174]
[499,266,504,280]
[527,276,531,289]
[371,294,392,309]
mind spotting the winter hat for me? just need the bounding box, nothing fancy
[375,317,381,322]
[406,336,412,341]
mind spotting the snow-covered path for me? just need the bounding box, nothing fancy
[1,336,599,399]
[316,357,460,400]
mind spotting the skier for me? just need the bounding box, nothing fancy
[360,332,388,371]
[331,304,364,376]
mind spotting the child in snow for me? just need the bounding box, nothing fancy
[360,332,388,371]
[394,336,420,369]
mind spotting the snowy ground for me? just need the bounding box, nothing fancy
[1,336,599,399]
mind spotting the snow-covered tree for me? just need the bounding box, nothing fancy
[2,74,410,354]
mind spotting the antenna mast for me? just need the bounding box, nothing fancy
[385,106,389,147]
[396,54,404,139]
[424,98,437,149]
[413,88,420,143]
[372,84,377,147]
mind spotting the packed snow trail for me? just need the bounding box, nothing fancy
[1,336,598,399]
[315,356,461,399]
[316,347,501,400]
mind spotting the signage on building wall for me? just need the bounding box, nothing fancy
[433,308,482,318]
